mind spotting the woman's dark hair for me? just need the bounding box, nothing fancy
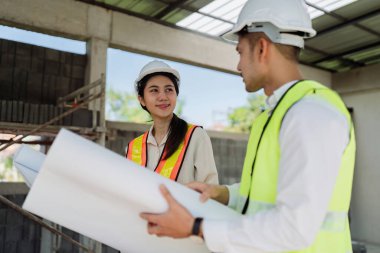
[137,72,187,160]
[164,113,188,160]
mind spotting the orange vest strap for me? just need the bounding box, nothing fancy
[126,124,198,181]
[155,124,198,180]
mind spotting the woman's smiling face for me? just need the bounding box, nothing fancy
[138,75,177,120]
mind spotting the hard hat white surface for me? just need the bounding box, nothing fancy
[222,0,316,48]
[135,60,180,91]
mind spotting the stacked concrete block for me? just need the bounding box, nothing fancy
[0,101,6,121]
[0,193,89,253]
[6,100,13,122]
[102,244,120,253]
[58,227,80,253]
[210,138,243,185]
[0,195,41,253]
[0,100,94,127]
[0,39,14,101]
[0,38,91,128]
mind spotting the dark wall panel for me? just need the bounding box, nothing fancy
[0,38,93,127]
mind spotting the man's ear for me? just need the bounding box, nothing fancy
[257,37,270,62]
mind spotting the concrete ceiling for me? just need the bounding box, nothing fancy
[77,0,380,73]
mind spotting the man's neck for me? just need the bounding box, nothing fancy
[264,64,302,96]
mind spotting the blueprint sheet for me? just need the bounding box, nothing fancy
[22,129,239,253]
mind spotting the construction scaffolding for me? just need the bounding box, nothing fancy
[0,75,106,150]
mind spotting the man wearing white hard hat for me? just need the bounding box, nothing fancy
[141,1,356,252]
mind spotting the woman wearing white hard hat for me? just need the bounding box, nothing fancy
[125,60,218,185]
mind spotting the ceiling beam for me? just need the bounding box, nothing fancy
[299,60,334,72]
[155,0,234,24]
[311,40,380,65]
[304,45,364,68]
[153,0,185,19]
[358,53,380,64]
[76,0,171,26]
[305,1,380,37]
[315,8,380,38]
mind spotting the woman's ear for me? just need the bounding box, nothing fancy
[138,95,145,107]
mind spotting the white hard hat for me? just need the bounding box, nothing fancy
[222,0,316,48]
[135,60,180,92]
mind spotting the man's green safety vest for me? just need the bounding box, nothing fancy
[238,80,356,253]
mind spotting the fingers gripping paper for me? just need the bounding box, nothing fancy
[23,129,239,253]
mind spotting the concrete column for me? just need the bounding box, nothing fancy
[85,38,108,108]
[85,38,108,146]
[80,7,110,252]
[85,5,110,147]
[332,63,380,246]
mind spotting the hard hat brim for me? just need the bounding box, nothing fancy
[135,68,180,87]
[221,23,245,43]
[222,22,316,47]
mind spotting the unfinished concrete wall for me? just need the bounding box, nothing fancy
[0,39,86,103]
[332,63,380,246]
[0,184,41,252]
[0,38,95,127]
[300,64,332,87]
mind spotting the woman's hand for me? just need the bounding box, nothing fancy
[187,182,229,205]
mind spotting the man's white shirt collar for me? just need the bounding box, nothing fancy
[266,80,299,112]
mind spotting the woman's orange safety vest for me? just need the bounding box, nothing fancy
[126,124,198,181]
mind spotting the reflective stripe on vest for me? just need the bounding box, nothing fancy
[126,132,148,167]
[126,124,198,181]
[238,80,356,253]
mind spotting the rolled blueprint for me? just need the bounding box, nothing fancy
[23,129,239,253]
[13,144,45,187]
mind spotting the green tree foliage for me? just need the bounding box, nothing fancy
[107,88,150,123]
[226,93,267,133]
[4,156,13,169]
[107,88,185,123]
[0,156,23,181]
[175,99,185,117]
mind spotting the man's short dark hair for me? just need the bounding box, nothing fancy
[239,30,300,62]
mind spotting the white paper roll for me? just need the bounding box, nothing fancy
[23,128,239,253]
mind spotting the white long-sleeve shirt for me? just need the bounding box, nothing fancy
[203,81,350,253]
